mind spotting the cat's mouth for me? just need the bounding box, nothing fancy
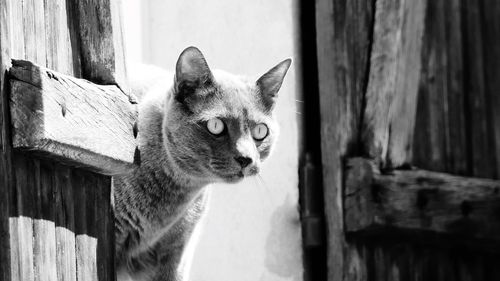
[217,167,260,183]
[216,171,244,183]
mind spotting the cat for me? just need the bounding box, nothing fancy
[113,46,291,281]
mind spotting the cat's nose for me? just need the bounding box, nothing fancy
[234,156,252,168]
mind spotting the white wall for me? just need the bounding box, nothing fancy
[122,1,303,280]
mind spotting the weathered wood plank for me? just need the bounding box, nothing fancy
[7,0,25,60]
[0,1,13,280]
[54,165,77,281]
[361,0,426,168]
[33,160,58,281]
[44,0,75,76]
[462,0,496,179]
[442,0,468,176]
[413,0,468,174]
[71,0,128,90]
[22,0,46,65]
[482,0,500,180]
[412,0,448,173]
[11,155,35,281]
[9,59,138,175]
[345,157,500,240]
[96,175,115,281]
[84,172,98,280]
[73,169,96,281]
[315,0,374,280]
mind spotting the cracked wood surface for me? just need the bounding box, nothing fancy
[361,0,427,168]
[345,157,500,240]
[9,60,137,175]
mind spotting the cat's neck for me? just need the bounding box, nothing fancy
[137,88,211,191]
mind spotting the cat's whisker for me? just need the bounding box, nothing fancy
[255,174,276,206]
[252,177,273,207]
[295,99,304,103]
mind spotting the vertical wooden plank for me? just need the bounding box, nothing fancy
[7,0,24,60]
[436,250,454,281]
[96,175,115,281]
[33,160,57,281]
[22,0,46,64]
[443,0,467,175]
[73,169,100,281]
[0,0,13,280]
[344,242,368,281]
[413,0,448,172]
[84,172,98,280]
[462,0,496,178]
[362,0,427,168]
[43,0,75,75]
[64,0,83,78]
[73,170,90,281]
[11,154,35,281]
[110,0,127,89]
[70,0,128,88]
[55,165,77,281]
[384,0,427,167]
[315,0,374,280]
[373,246,387,281]
[481,0,500,180]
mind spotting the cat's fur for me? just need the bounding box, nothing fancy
[113,47,291,281]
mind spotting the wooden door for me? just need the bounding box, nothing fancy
[0,1,136,280]
[316,0,500,280]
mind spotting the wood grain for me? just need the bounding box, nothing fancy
[11,155,35,281]
[96,175,115,281]
[413,0,468,175]
[71,0,128,90]
[54,165,77,281]
[0,0,13,280]
[7,0,25,60]
[43,0,75,76]
[315,0,374,280]
[73,169,96,281]
[481,0,500,180]
[345,157,500,240]
[22,0,46,66]
[361,0,426,168]
[1,1,121,280]
[32,160,57,281]
[9,59,138,175]
[462,0,496,179]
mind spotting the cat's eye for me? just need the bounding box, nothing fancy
[207,118,225,135]
[252,123,268,141]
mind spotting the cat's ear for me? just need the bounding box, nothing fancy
[174,46,214,98]
[256,58,292,111]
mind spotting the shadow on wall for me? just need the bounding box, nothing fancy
[263,195,302,281]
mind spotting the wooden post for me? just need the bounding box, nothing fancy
[0,0,131,280]
[315,1,374,280]
[0,0,13,280]
[316,0,426,280]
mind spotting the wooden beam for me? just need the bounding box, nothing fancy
[9,60,137,175]
[345,157,500,241]
[361,0,427,168]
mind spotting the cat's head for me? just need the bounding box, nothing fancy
[163,46,291,184]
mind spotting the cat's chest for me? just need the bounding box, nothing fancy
[122,184,209,256]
